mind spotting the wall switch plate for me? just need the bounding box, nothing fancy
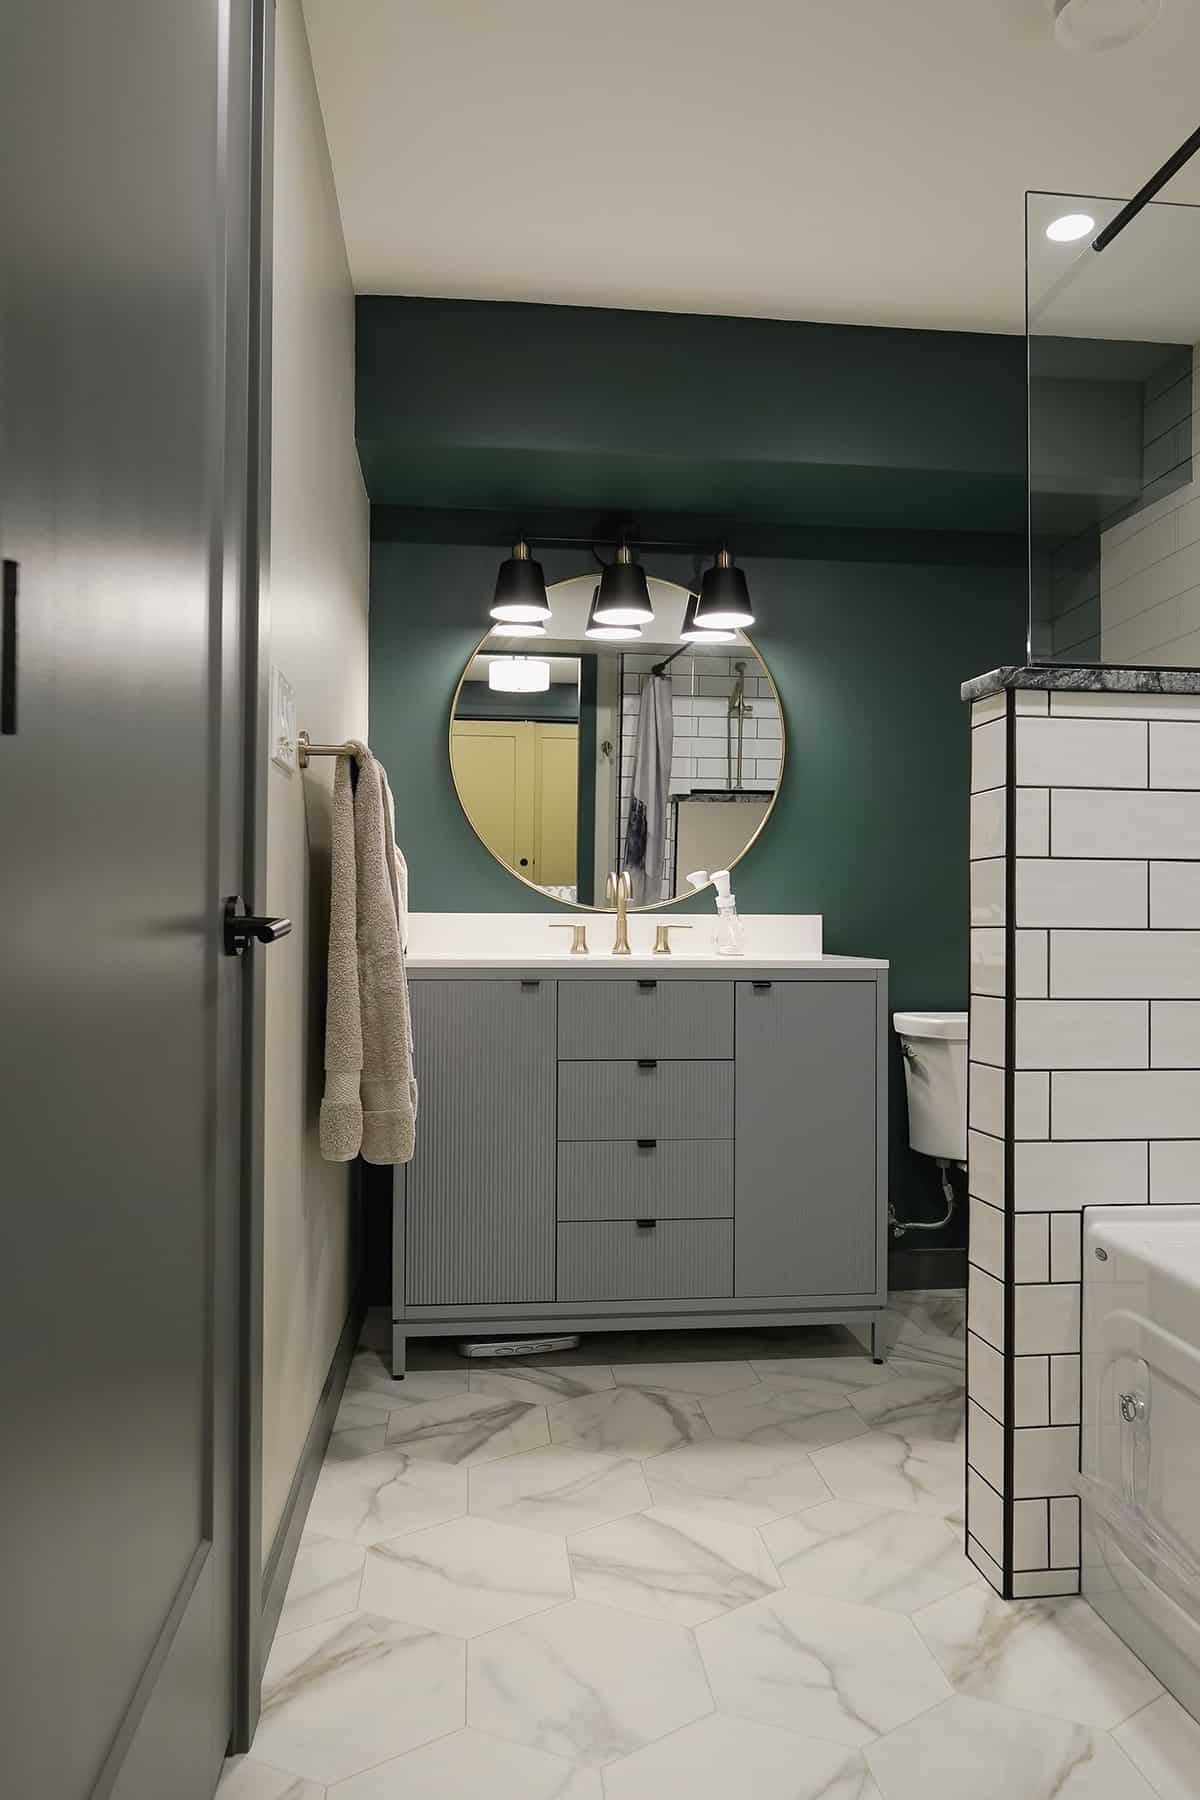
[271,666,297,773]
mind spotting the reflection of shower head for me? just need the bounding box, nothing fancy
[728,662,751,717]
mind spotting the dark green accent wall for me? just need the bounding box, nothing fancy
[370,534,1027,1234]
[357,297,1027,534]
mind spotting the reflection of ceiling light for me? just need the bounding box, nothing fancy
[585,584,643,640]
[592,545,654,624]
[694,546,755,628]
[490,540,551,623]
[679,591,737,644]
[1045,212,1096,243]
[488,656,550,693]
[1052,0,1160,54]
[489,620,546,638]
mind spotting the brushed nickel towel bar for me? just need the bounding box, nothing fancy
[296,730,356,768]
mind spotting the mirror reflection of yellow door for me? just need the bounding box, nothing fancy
[451,719,577,887]
[532,723,578,888]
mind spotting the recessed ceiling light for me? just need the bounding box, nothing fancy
[1045,212,1096,243]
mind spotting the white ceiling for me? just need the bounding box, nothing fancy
[302,0,1200,336]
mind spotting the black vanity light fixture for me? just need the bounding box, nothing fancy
[490,540,551,624]
[585,585,642,642]
[592,543,654,626]
[678,590,737,645]
[693,545,755,629]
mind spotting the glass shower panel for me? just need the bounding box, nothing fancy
[1028,190,1200,666]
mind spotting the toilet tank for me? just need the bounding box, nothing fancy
[893,1011,967,1163]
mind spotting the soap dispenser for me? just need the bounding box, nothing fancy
[711,868,745,957]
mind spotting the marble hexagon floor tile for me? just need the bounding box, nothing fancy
[643,1438,832,1526]
[323,1424,388,1460]
[253,1612,464,1786]
[359,1514,571,1637]
[567,1504,780,1625]
[216,1756,325,1799]
[467,1599,712,1767]
[602,1711,881,1800]
[847,1372,966,1444]
[383,1392,549,1465]
[343,1356,468,1406]
[304,1448,467,1545]
[467,1364,615,1404]
[747,1355,897,1395]
[277,1535,366,1637]
[610,1360,762,1397]
[468,1445,651,1535]
[865,1693,1157,1800]
[810,1428,964,1516]
[1114,1693,1200,1800]
[761,1501,977,1614]
[912,1584,1163,1730]
[546,1385,713,1457]
[700,1384,871,1450]
[696,1589,952,1748]
[326,1728,602,1799]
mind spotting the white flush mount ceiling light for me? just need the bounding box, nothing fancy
[488,656,550,693]
[1046,212,1096,242]
[1052,0,1161,53]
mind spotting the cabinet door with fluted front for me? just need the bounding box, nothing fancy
[735,980,880,1299]
[405,978,556,1305]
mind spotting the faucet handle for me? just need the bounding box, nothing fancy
[653,924,692,956]
[550,922,589,954]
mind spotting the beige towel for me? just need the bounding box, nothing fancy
[320,745,418,1164]
[319,747,363,1160]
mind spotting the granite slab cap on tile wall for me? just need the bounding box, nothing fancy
[962,664,1200,703]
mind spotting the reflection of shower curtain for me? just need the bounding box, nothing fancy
[625,672,674,905]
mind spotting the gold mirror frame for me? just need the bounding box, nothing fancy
[447,576,786,912]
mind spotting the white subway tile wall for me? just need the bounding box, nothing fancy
[1098,351,1199,666]
[965,686,1200,1597]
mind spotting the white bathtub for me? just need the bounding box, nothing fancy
[1082,1204,1200,1723]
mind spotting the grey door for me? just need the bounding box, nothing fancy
[406,981,557,1306]
[0,3,265,1794]
[735,982,878,1297]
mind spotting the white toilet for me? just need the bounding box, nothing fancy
[892,1011,968,1166]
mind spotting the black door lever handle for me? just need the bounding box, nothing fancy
[223,896,293,956]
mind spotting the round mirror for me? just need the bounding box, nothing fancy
[449,575,785,909]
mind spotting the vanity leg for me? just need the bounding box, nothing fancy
[870,1319,887,1365]
[391,1324,407,1380]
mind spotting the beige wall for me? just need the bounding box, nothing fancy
[262,0,369,1554]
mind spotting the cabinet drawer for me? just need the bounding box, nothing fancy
[556,1220,733,1301]
[557,979,733,1060]
[557,1140,733,1221]
[557,1060,733,1141]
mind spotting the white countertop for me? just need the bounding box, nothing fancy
[403,911,887,971]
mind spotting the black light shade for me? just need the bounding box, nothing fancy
[694,546,754,628]
[592,544,654,625]
[585,584,642,641]
[679,590,736,644]
[490,540,551,623]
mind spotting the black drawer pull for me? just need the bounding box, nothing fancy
[752,980,772,991]
[636,1138,657,1150]
[637,1058,658,1070]
[637,979,657,990]
[520,978,541,989]
[635,1217,657,1229]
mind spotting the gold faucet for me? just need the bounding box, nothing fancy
[605,869,633,955]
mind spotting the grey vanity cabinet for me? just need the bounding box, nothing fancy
[395,963,886,1372]
[404,978,556,1306]
[734,980,878,1298]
